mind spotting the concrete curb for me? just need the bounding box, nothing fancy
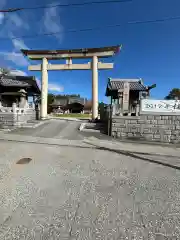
[83,137,180,157]
[0,133,95,148]
[83,129,101,133]
[83,138,180,170]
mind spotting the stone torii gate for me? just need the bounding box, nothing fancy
[21,45,120,120]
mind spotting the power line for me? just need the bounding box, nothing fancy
[0,15,180,41]
[0,0,131,12]
[0,8,22,12]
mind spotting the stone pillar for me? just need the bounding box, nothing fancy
[19,96,26,108]
[41,57,48,119]
[135,101,140,116]
[12,102,17,113]
[118,91,123,116]
[18,89,27,108]
[25,99,28,108]
[92,55,98,120]
[123,82,130,113]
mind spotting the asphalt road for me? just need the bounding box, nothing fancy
[9,119,112,141]
[10,119,85,140]
[9,119,179,149]
[1,120,180,239]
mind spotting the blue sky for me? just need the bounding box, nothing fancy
[0,0,180,103]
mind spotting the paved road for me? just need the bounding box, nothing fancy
[1,120,180,238]
[9,119,112,141]
[9,119,85,140]
[11,119,178,148]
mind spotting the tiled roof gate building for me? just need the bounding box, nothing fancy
[0,74,40,128]
[106,78,150,116]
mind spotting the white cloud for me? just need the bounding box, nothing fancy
[48,83,64,92]
[0,0,5,24]
[36,78,64,92]
[0,13,4,24]
[43,3,63,42]
[9,69,28,76]
[0,1,64,70]
[0,37,29,67]
[12,38,29,50]
[0,68,27,76]
[7,52,28,66]
[0,8,30,67]
[0,13,29,67]
[0,51,29,66]
[8,13,29,30]
[0,12,29,39]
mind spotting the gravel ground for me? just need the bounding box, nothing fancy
[0,139,180,239]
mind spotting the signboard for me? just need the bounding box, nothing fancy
[123,82,129,111]
[141,99,180,113]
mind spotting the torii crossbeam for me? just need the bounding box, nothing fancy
[21,45,121,120]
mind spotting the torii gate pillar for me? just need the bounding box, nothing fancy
[41,57,48,119]
[92,55,98,119]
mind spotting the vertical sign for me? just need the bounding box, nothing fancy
[123,82,130,112]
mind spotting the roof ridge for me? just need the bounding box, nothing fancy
[110,78,141,82]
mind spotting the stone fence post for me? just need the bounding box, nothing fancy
[12,103,17,126]
[12,103,17,113]
[135,101,140,116]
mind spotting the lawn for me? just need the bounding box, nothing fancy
[52,113,91,118]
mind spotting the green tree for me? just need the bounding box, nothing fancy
[36,93,55,105]
[48,93,55,105]
[98,102,105,112]
[165,88,180,100]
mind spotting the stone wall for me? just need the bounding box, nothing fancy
[0,112,15,128]
[14,109,36,126]
[112,115,180,143]
[0,104,37,128]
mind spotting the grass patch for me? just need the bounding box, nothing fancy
[53,113,91,118]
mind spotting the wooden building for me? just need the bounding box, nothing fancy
[50,96,89,114]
